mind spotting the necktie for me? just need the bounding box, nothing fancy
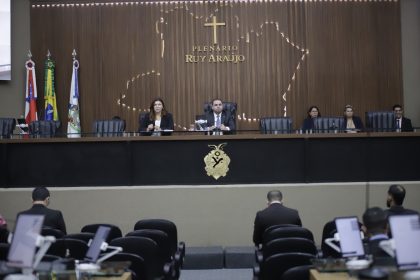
[216,115,221,127]
[396,119,400,129]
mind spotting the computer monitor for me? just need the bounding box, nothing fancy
[84,226,111,263]
[7,214,44,269]
[335,216,365,258]
[389,214,420,271]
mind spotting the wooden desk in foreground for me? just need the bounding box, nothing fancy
[1,132,419,187]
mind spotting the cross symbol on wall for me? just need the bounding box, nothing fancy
[204,16,226,45]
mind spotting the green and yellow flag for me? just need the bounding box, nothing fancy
[44,56,59,121]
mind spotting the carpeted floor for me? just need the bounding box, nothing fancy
[180,269,253,280]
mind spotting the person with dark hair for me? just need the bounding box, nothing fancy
[17,187,67,234]
[393,104,413,132]
[252,190,302,246]
[301,105,321,132]
[139,98,174,136]
[362,207,389,258]
[341,105,364,133]
[385,184,418,216]
[205,98,235,133]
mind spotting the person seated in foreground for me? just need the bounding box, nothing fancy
[385,184,419,217]
[362,207,390,259]
[253,190,302,246]
[17,187,67,234]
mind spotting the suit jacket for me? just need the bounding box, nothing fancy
[18,204,67,234]
[139,112,174,136]
[394,117,413,132]
[341,116,364,131]
[385,205,419,217]
[205,111,235,131]
[363,235,390,259]
[253,203,302,245]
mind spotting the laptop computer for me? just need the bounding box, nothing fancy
[389,214,420,271]
[335,216,365,258]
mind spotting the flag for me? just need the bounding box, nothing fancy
[67,57,81,138]
[44,56,59,121]
[24,58,38,124]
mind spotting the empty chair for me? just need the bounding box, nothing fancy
[134,219,185,262]
[47,238,88,260]
[126,229,171,263]
[106,252,146,280]
[260,117,292,134]
[260,238,317,262]
[81,223,122,243]
[93,119,125,137]
[41,227,65,239]
[321,220,341,258]
[0,118,15,138]
[313,117,343,133]
[281,264,314,280]
[365,111,395,132]
[110,236,161,280]
[29,120,59,138]
[254,252,314,280]
[64,232,95,244]
[263,227,314,245]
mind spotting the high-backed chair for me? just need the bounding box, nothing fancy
[134,219,185,264]
[64,232,95,243]
[263,224,300,237]
[313,117,344,133]
[260,238,318,262]
[262,227,314,245]
[29,120,58,138]
[81,223,122,243]
[41,227,65,239]
[260,117,292,134]
[365,111,395,132]
[106,252,146,280]
[110,236,161,280]
[254,252,314,280]
[93,119,125,137]
[47,238,89,260]
[0,118,15,138]
[0,243,10,261]
[281,264,315,280]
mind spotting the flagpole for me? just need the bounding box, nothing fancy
[67,49,81,138]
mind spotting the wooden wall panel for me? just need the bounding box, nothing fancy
[30,0,402,134]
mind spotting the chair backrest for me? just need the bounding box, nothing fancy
[29,120,58,138]
[263,238,318,260]
[64,232,95,244]
[262,252,314,280]
[313,117,344,133]
[264,224,300,237]
[81,223,122,243]
[0,118,16,138]
[138,112,147,132]
[263,227,314,245]
[126,229,171,263]
[93,119,125,137]
[0,227,10,243]
[203,101,237,120]
[281,264,315,280]
[106,252,146,280]
[260,117,292,134]
[321,220,341,258]
[365,111,395,132]
[41,227,65,239]
[47,238,88,260]
[0,243,10,261]
[110,236,160,280]
[134,219,179,256]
